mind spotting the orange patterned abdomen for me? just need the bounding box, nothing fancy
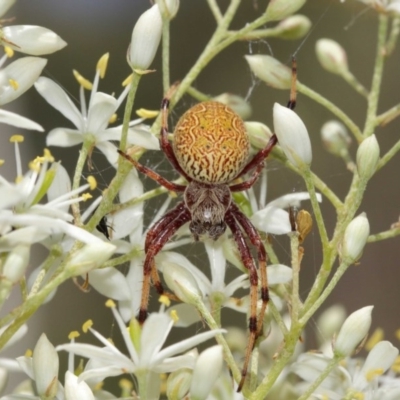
[173,101,250,183]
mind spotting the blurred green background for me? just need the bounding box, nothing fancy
[1,0,400,393]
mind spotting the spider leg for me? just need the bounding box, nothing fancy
[139,202,191,324]
[117,149,186,192]
[287,57,297,110]
[160,85,193,182]
[225,209,259,392]
[231,204,269,337]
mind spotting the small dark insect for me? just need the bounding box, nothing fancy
[118,60,297,391]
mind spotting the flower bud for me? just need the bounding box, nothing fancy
[66,242,116,276]
[273,103,312,167]
[129,4,162,73]
[213,93,252,120]
[33,334,59,398]
[275,15,312,40]
[189,345,224,400]
[2,244,30,284]
[316,304,347,345]
[245,121,273,149]
[265,0,306,22]
[334,306,373,357]
[156,0,180,19]
[356,134,380,181]
[245,55,291,89]
[166,368,192,400]
[163,261,202,305]
[321,120,352,157]
[316,39,348,75]
[341,212,370,262]
[65,370,95,400]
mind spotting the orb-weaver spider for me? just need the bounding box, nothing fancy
[118,61,297,391]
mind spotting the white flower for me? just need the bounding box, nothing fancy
[356,135,380,181]
[0,56,47,105]
[0,109,43,131]
[56,306,225,393]
[341,213,370,263]
[316,39,348,75]
[351,0,400,14]
[273,103,312,167]
[34,54,158,166]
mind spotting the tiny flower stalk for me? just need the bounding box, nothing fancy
[265,0,307,22]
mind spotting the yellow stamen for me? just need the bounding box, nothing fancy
[43,148,55,162]
[136,108,159,119]
[93,381,104,391]
[108,113,117,124]
[29,160,41,173]
[25,349,33,357]
[82,319,93,333]
[68,331,80,340]
[353,393,364,400]
[81,193,92,201]
[0,159,4,166]
[9,134,24,143]
[87,175,97,190]
[9,79,18,90]
[365,368,384,382]
[119,378,133,390]
[73,69,93,90]
[4,46,13,57]
[395,328,400,341]
[159,294,170,307]
[105,299,116,308]
[365,327,384,351]
[97,52,109,79]
[122,74,133,87]
[15,175,23,184]
[169,191,177,198]
[170,309,179,323]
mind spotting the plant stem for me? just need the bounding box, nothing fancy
[368,226,400,243]
[377,138,400,170]
[290,232,301,322]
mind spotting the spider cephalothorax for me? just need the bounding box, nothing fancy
[118,68,297,391]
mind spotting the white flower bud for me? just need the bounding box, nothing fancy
[213,93,252,120]
[334,306,373,357]
[189,345,224,400]
[2,26,67,55]
[163,261,202,305]
[245,121,273,149]
[265,0,306,22]
[33,334,59,398]
[316,304,347,345]
[245,55,291,89]
[275,15,312,40]
[342,212,370,262]
[166,368,192,400]
[321,120,352,157]
[356,134,380,181]
[273,103,312,167]
[66,242,116,276]
[157,0,180,19]
[316,39,348,75]
[129,4,162,73]
[2,244,30,284]
[0,368,7,394]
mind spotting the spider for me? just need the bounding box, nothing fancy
[118,61,297,391]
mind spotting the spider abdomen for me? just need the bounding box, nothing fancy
[173,101,250,184]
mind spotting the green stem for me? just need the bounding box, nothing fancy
[207,0,223,22]
[186,86,211,102]
[375,103,400,126]
[341,69,369,98]
[160,14,171,92]
[363,14,388,138]
[290,232,301,322]
[377,138,400,170]
[368,226,400,243]
[297,356,343,400]
[297,82,363,143]
[386,15,400,55]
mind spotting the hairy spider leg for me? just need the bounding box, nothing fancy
[160,85,193,182]
[287,57,297,110]
[225,210,261,392]
[144,202,189,303]
[139,204,191,324]
[117,149,186,192]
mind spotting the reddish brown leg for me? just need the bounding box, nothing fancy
[287,57,297,110]
[139,205,191,324]
[229,159,266,192]
[160,85,192,182]
[231,204,269,337]
[225,209,259,392]
[117,149,186,192]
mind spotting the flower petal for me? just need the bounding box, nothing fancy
[0,109,43,131]
[87,92,117,134]
[46,127,83,147]
[35,77,83,129]
[88,267,131,301]
[64,371,94,400]
[0,57,47,105]
[3,25,67,55]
